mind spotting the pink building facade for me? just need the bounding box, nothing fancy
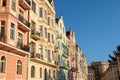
[0,0,30,80]
[66,28,77,80]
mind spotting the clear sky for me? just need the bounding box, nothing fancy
[54,0,120,64]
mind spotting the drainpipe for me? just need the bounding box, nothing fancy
[26,3,30,80]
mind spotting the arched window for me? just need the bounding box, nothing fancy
[31,66,35,78]
[53,70,55,79]
[40,67,42,78]
[0,56,6,73]
[49,69,51,78]
[17,60,22,74]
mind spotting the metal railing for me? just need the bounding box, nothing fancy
[17,42,29,52]
[36,53,43,60]
[18,14,30,27]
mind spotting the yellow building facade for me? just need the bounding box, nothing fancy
[28,0,57,80]
[81,55,88,80]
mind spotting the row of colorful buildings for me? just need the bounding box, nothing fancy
[0,0,87,80]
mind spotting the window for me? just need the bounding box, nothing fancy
[58,41,60,48]
[48,33,50,42]
[58,55,60,63]
[39,8,43,17]
[45,28,47,38]
[45,10,47,20]
[52,34,54,44]
[48,17,50,26]
[49,69,51,78]
[32,1,36,13]
[17,60,22,75]
[0,56,6,73]
[52,51,54,60]
[39,45,42,55]
[53,70,55,79]
[39,25,42,36]
[44,46,47,58]
[51,19,53,27]
[31,21,36,34]
[17,33,23,48]
[31,66,35,78]
[10,23,15,39]
[19,9,23,16]
[11,0,16,11]
[48,50,50,62]
[40,67,42,78]
[0,21,5,36]
[2,0,6,6]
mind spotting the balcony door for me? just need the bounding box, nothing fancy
[0,21,5,41]
[30,42,35,57]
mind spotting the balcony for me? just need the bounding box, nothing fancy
[31,55,56,67]
[56,35,62,39]
[54,46,59,52]
[19,0,31,10]
[0,37,29,56]
[60,62,70,70]
[18,14,30,32]
[31,30,42,40]
[47,58,51,62]
[62,51,69,58]
[36,53,43,60]
[17,42,29,52]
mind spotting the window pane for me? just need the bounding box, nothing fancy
[10,23,15,39]
[39,25,42,36]
[48,33,50,42]
[2,0,6,6]
[48,17,50,26]
[0,56,6,73]
[45,28,47,38]
[40,67,42,78]
[48,50,50,62]
[39,45,42,55]
[39,8,43,17]
[32,1,36,13]
[11,0,16,11]
[17,60,22,74]
[31,66,35,77]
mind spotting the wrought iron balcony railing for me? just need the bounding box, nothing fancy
[36,53,43,60]
[17,42,29,52]
[18,14,30,27]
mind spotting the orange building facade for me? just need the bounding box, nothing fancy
[0,0,30,80]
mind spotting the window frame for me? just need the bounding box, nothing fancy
[39,8,43,17]
[0,56,6,73]
[2,0,6,6]
[11,0,16,11]
[17,60,22,75]
[10,22,15,40]
[31,66,35,78]
[32,0,36,13]
[40,67,42,78]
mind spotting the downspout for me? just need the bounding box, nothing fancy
[26,4,30,80]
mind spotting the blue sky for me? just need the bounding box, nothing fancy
[54,0,120,64]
